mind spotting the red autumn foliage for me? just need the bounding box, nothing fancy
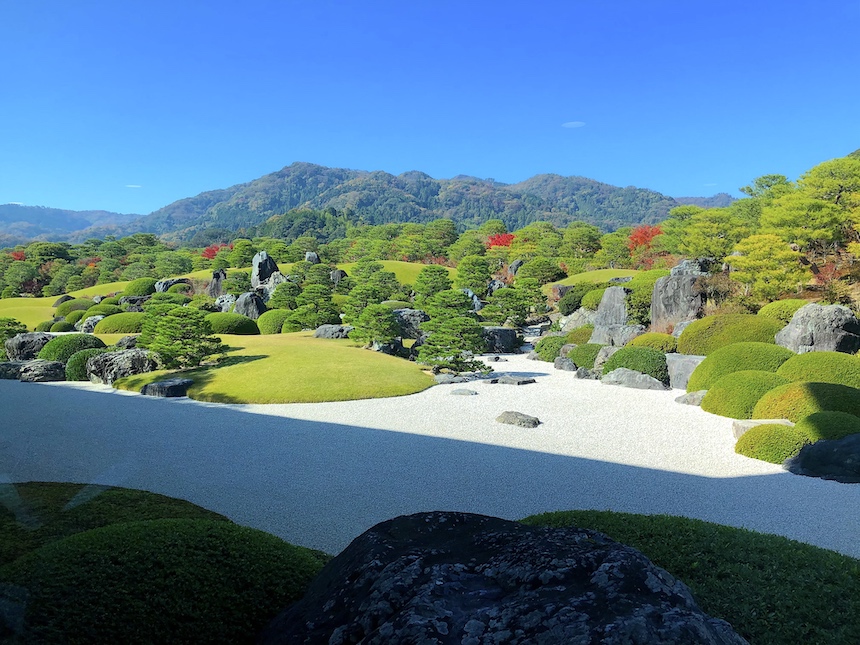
[486,233,515,248]
[627,225,662,252]
[9,251,25,261]
[201,243,231,259]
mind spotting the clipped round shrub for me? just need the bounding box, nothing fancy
[34,321,55,332]
[64,309,86,325]
[565,324,594,345]
[55,298,94,318]
[794,411,860,442]
[757,298,809,324]
[167,282,193,294]
[93,312,146,334]
[534,335,568,362]
[83,304,124,319]
[602,346,669,384]
[49,321,75,332]
[566,343,603,369]
[687,342,795,392]
[628,332,677,353]
[735,424,813,464]
[701,370,790,419]
[752,381,860,422]
[146,292,192,306]
[204,312,260,335]
[65,347,111,380]
[1,518,327,644]
[580,288,606,311]
[37,333,106,363]
[677,314,785,356]
[776,351,860,389]
[122,277,158,296]
[256,309,292,335]
[100,296,121,305]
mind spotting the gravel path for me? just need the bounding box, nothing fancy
[2,353,859,558]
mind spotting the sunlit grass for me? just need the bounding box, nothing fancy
[554,268,640,286]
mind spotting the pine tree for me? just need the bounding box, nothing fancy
[142,308,225,369]
[418,315,487,373]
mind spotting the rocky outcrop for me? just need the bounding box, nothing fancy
[208,268,227,298]
[553,356,577,371]
[560,307,597,332]
[0,361,27,380]
[650,261,707,332]
[784,434,860,482]
[260,512,747,645]
[114,335,138,349]
[214,294,236,312]
[482,326,520,353]
[676,390,707,406]
[154,278,191,293]
[507,258,523,277]
[393,308,430,339]
[665,353,706,390]
[775,303,860,354]
[87,349,159,385]
[118,295,150,307]
[487,279,506,296]
[602,367,668,390]
[589,323,646,347]
[313,324,354,339]
[370,338,405,356]
[593,345,621,372]
[18,360,66,382]
[4,333,54,361]
[251,251,280,289]
[330,268,348,286]
[233,293,266,319]
[140,378,193,397]
[496,411,541,427]
[77,315,104,333]
[588,287,645,346]
[304,251,320,264]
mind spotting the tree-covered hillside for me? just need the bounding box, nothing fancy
[0,204,140,246]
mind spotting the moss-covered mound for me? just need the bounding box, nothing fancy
[65,347,112,380]
[256,309,292,335]
[100,296,121,305]
[677,314,785,356]
[144,292,192,307]
[628,332,677,353]
[49,321,75,332]
[566,343,603,369]
[757,299,809,324]
[55,298,94,318]
[534,335,568,361]
[602,346,669,384]
[93,312,146,334]
[687,342,795,392]
[64,310,86,325]
[794,411,860,442]
[776,351,860,389]
[34,320,54,332]
[82,304,123,319]
[580,287,606,311]
[752,381,860,422]
[204,312,261,335]
[701,370,790,419]
[122,277,158,296]
[0,519,327,644]
[735,423,813,464]
[565,324,594,345]
[37,334,106,364]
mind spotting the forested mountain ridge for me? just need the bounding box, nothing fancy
[0,204,140,246]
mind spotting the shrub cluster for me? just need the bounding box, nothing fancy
[602,346,669,384]
[565,324,594,345]
[34,320,55,332]
[776,351,860,390]
[204,312,260,335]
[566,343,603,369]
[534,335,568,362]
[65,347,111,381]
[83,304,123,319]
[701,370,790,419]
[752,381,860,422]
[256,309,292,335]
[757,299,809,324]
[687,342,795,392]
[100,296,121,306]
[93,312,146,334]
[122,277,158,296]
[677,314,785,356]
[735,424,813,464]
[56,298,94,318]
[64,309,87,325]
[37,334,107,363]
[628,332,677,353]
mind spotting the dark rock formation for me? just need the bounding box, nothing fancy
[4,333,54,361]
[784,435,860,483]
[214,294,236,312]
[18,360,66,383]
[313,324,354,339]
[575,367,599,379]
[665,353,706,390]
[233,292,267,319]
[118,295,150,307]
[460,288,483,312]
[0,361,27,380]
[140,378,193,398]
[154,278,191,293]
[77,315,104,333]
[87,349,159,386]
[251,251,280,289]
[487,279,507,296]
[482,327,520,354]
[208,268,227,298]
[52,295,74,307]
[507,258,524,277]
[602,367,668,390]
[393,308,430,339]
[676,390,707,406]
[497,411,541,427]
[775,303,860,354]
[114,335,138,349]
[370,338,405,356]
[553,356,577,371]
[650,261,707,332]
[260,512,747,645]
[304,251,320,264]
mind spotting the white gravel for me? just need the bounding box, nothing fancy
[2,352,859,558]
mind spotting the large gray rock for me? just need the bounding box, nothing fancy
[4,333,54,361]
[651,273,705,333]
[589,323,646,347]
[775,303,860,354]
[393,308,430,339]
[460,288,483,312]
[77,315,104,334]
[487,279,506,296]
[330,268,348,285]
[18,360,66,383]
[304,251,320,264]
[507,258,524,277]
[602,367,669,390]
[784,434,860,482]
[140,378,193,398]
[672,320,695,338]
[114,335,138,349]
[87,349,159,385]
[313,324,354,339]
[255,271,288,303]
[214,294,236,313]
[0,361,27,380]
[560,307,597,332]
[671,258,710,277]
[154,278,191,293]
[260,512,747,645]
[207,268,227,298]
[251,251,280,289]
[593,345,621,372]
[482,326,520,353]
[370,338,404,356]
[553,356,577,371]
[666,353,706,390]
[594,286,629,327]
[233,292,266,319]
[676,390,707,406]
[497,411,541,427]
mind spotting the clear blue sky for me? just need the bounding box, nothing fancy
[1,1,858,215]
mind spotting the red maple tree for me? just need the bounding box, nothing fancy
[201,243,231,259]
[486,233,515,248]
[627,225,662,251]
[9,251,25,261]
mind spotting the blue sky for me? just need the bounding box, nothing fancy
[1,1,858,215]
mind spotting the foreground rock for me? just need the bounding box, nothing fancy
[87,349,159,385]
[260,512,747,645]
[602,367,668,390]
[785,435,860,483]
[4,333,54,361]
[233,292,267,319]
[553,356,577,371]
[496,411,541,427]
[482,326,520,353]
[77,315,104,334]
[775,303,860,354]
[650,259,707,332]
[393,308,429,339]
[313,324,354,339]
[0,361,27,380]
[18,360,65,383]
[140,378,193,398]
[666,353,706,390]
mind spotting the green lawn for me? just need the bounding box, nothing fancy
[553,268,640,286]
[115,332,435,403]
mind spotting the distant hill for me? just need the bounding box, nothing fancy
[0,204,140,245]
[673,193,736,208]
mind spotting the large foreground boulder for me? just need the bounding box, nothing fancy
[313,324,354,339]
[4,333,54,361]
[602,367,669,390]
[650,261,707,332]
[87,349,159,385]
[665,353,706,390]
[0,361,27,380]
[140,378,193,398]
[784,434,860,483]
[775,303,860,354]
[17,360,65,382]
[482,326,520,353]
[233,292,267,319]
[260,512,747,645]
[589,323,646,346]
[251,251,280,288]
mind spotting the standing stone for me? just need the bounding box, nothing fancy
[304,251,320,264]
[154,278,192,293]
[460,288,483,312]
[665,353,706,390]
[4,333,54,361]
[214,294,236,313]
[507,258,524,277]
[589,287,645,346]
[208,269,227,298]
[650,265,706,332]
[560,307,597,332]
[330,269,348,286]
[775,303,860,354]
[487,279,506,296]
[233,292,267,319]
[251,251,280,289]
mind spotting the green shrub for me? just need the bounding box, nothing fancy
[64,310,87,325]
[34,321,55,332]
[256,309,292,335]
[0,317,28,360]
[145,292,192,307]
[628,332,677,353]
[752,381,860,422]
[37,334,106,363]
[381,300,411,310]
[565,324,594,344]
[687,342,795,392]
[55,298,94,318]
[566,343,603,369]
[0,519,327,644]
[65,347,111,380]
[100,296,121,306]
[625,270,669,325]
[776,351,860,389]
[701,371,790,419]
[794,411,860,442]
[580,288,606,311]
[557,282,609,315]
[204,312,260,335]
[49,321,75,332]
[735,424,813,464]
[534,335,568,361]
[677,314,785,356]
[757,299,809,324]
[83,304,123,319]
[167,282,193,294]
[602,346,669,384]
[123,277,158,296]
[93,312,146,334]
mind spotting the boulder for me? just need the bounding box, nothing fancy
[560,307,597,332]
[731,418,794,441]
[589,323,646,347]
[460,288,483,312]
[486,279,507,296]
[259,512,747,645]
[593,345,621,372]
[575,367,599,379]
[251,251,280,289]
[593,286,629,327]
[91,295,103,304]
[482,326,520,354]
[650,272,705,333]
[313,324,354,339]
[17,360,66,383]
[154,278,191,293]
[77,315,104,334]
[0,361,27,380]
[304,251,320,264]
[507,258,524,277]
[140,378,194,398]
[233,292,266,319]
[87,349,159,386]
[114,335,138,349]
[52,295,74,307]
[255,271,288,303]
[5,333,55,361]
[118,295,150,307]
[485,355,507,362]
[434,374,469,384]
[330,269,348,285]
[450,388,478,396]
[676,390,707,406]
[671,258,711,277]
[775,303,860,354]
[497,411,541,427]
[214,294,236,313]
[672,320,695,338]
[370,338,405,356]
[665,353,706,390]
[525,350,540,360]
[393,308,430,339]
[491,375,536,386]
[550,283,574,301]
[609,275,634,283]
[784,434,860,483]
[602,367,668,390]
[207,268,227,298]
[553,357,577,371]
[559,343,576,357]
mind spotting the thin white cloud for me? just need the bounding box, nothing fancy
[125,184,142,189]
[5,201,23,205]
[562,121,586,128]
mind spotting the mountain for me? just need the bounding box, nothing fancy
[673,193,736,208]
[0,204,140,246]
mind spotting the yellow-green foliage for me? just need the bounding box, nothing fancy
[757,299,809,324]
[204,312,260,335]
[64,310,86,325]
[677,314,785,356]
[701,371,790,419]
[534,335,567,361]
[93,313,146,334]
[49,321,75,332]
[37,334,107,363]
[602,346,669,384]
[565,324,594,344]
[551,268,640,287]
[256,309,292,335]
[735,424,813,464]
[122,277,158,296]
[566,343,603,369]
[338,260,456,286]
[628,332,677,353]
[68,282,131,298]
[65,347,111,380]
[34,320,54,332]
[776,352,860,389]
[752,381,860,422]
[580,288,606,311]
[794,411,860,442]
[687,342,795,392]
[82,304,123,319]
[56,298,94,318]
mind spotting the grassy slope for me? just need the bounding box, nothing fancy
[554,268,640,286]
[115,332,435,404]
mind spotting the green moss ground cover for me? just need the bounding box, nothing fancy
[677,314,785,356]
[549,268,640,287]
[566,343,603,369]
[601,346,669,384]
[735,423,814,464]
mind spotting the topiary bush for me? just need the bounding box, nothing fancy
[55,298,94,318]
[565,324,594,345]
[0,518,328,644]
[65,347,112,380]
[677,314,785,356]
[752,381,860,422]
[34,321,55,332]
[687,342,795,392]
[167,282,193,294]
[64,309,87,325]
[204,312,260,335]
[534,335,568,362]
[122,277,158,296]
[701,371,790,419]
[625,269,670,326]
[256,309,292,335]
[735,424,813,464]
[49,321,75,332]
[82,304,124,319]
[580,288,606,311]
[775,352,860,390]
[757,299,809,324]
[602,346,669,384]
[794,411,860,443]
[566,343,603,369]
[100,296,121,306]
[37,334,106,364]
[93,312,146,334]
[628,332,677,353]
[145,292,192,307]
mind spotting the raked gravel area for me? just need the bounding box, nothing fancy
[2,352,859,558]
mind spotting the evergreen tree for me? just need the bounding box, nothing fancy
[454,255,491,297]
[350,303,400,346]
[142,308,225,369]
[726,234,808,301]
[413,265,453,305]
[417,316,488,373]
[268,281,301,310]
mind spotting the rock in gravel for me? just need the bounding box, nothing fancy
[676,390,707,406]
[602,367,668,390]
[4,333,54,361]
[482,326,521,353]
[575,367,599,379]
[496,411,541,427]
[140,378,194,398]
[259,512,748,645]
[775,303,860,354]
[666,353,706,390]
[553,357,578,371]
[784,434,860,483]
[731,418,794,440]
[450,389,478,396]
[492,375,536,386]
[18,360,66,383]
[434,374,469,384]
[0,361,27,380]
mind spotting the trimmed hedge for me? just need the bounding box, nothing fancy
[34,321,54,332]
[122,277,158,296]
[566,343,603,369]
[602,346,669,384]
[776,351,860,390]
[628,332,677,353]
[49,321,75,332]
[82,304,124,319]
[565,324,594,345]
[580,288,606,311]
[701,371,790,419]
[0,519,327,644]
[557,282,608,315]
[204,312,260,335]
[93,312,146,334]
[64,310,86,325]
[687,342,795,392]
[677,314,785,356]
[145,292,192,307]
[757,299,809,324]
[735,424,813,464]
[534,335,568,362]
[65,347,111,380]
[100,296,121,305]
[256,309,292,335]
[56,298,94,318]
[795,411,860,442]
[752,381,860,422]
[37,334,106,364]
